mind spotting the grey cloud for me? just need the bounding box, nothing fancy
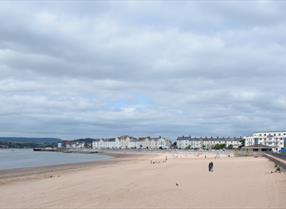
[0,1,286,139]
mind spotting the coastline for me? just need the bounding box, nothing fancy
[1,150,284,186]
[0,150,265,185]
[0,151,153,185]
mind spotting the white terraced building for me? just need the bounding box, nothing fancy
[243,131,286,152]
[92,135,171,150]
[58,141,86,149]
[92,138,120,149]
[92,136,133,149]
[176,136,242,150]
[145,136,172,149]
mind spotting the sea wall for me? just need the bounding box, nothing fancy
[263,153,286,171]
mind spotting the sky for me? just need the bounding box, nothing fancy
[0,1,286,140]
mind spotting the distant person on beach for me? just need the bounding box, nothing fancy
[208,162,214,172]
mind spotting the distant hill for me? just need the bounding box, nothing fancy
[0,137,62,144]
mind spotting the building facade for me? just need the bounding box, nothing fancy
[92,136,171,150]
[58,141,86,149]
[243,131,286,152]
[176,136,242,150]
[92,138,120,149]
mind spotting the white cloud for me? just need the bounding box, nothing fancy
[0,1,286,139]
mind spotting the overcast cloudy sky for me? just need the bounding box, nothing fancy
[0,1,286,139]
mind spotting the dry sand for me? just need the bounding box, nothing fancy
[0,152,285,209]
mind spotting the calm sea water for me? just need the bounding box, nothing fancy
[0,149,111,170]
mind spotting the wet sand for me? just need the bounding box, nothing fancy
[0,151,148,185]
[0,152,285,209]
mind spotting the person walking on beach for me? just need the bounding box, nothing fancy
[208,162,214,172]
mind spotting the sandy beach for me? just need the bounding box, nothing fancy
[0,152,285,209]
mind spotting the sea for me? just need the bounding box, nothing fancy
[0,149,111,170]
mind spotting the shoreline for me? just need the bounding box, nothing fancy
[0,149,263,185]
[0,151,152,185]
[1,150,284,186]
